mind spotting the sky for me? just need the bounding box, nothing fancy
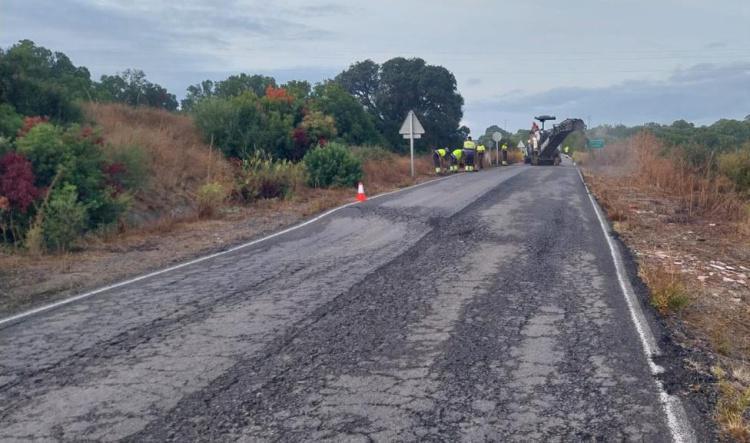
[2,0,749,133]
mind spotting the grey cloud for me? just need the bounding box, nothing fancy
[470,62,750,131]
[294,3,352,16]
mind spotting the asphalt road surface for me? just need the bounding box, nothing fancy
[0,163,703,441]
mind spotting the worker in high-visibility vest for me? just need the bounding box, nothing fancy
[432,147,449,174]
[476,144,487,170]
[463,136,477,172]
[564,145,571,155]
[450,148,463,172]
[501,144,509,166]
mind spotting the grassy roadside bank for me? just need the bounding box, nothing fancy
[578,133,750,440]
[0,158,435,317]
[0,103,438,316]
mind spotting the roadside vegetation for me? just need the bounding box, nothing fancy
[0,40,444,314]
[579,131,750,439]
[0,40,463,258]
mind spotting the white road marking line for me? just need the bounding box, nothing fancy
[0,173,464,328]
[578,168,695,443]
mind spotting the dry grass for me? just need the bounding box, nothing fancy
[583,131,750,439]
[714,366,750,441]
[362,153,433,194]
[83,103,233,222]
[588,132,746,222]
[639,264,691,314]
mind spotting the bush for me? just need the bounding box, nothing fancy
[15,123,66,186]
[719,145,750,194]
[234,152,306,202]
[640,265,690,314]
[303,142,362,188]
[197,182,227,218]
[0,151,40,243]
[192,93,296,160]
[41,184,88,252]
[15,123,131,228]
[0,104,23,138]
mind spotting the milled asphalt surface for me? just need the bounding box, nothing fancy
[0,163,709,441]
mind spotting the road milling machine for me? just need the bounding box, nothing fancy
[525,115,586,165]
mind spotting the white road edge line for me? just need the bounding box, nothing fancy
[578,169,695,443]
[0,173,460,328]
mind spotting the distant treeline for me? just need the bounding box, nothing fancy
[586,118,750,166]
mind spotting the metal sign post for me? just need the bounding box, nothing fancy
[491,131,503,166]
[399,111,426,178]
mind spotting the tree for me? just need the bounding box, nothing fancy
[311,82,382,146]
[192,91,298,160]
[181,80,215,111]
[182,74,278,111]
[283,80,312,100]
[334,60,379,112]
[477,125,512,148]
[214,74,276,99]
[95,69,178,110]
[376,58,464,150]
[0,40,93,122]
[335,58,464,151]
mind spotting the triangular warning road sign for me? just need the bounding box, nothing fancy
[399,110,425,135]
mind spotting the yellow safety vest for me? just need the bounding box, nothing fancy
[501,144,508,151]
[436,148,447,157]
[477,145,486,153]
[463,141,476,150]
[452,149,463,160]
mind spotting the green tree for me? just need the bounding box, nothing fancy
[192,91,298,160]
[181,80,215,111]
[377,58,464,150]
[336,58,464,151]
[477,125,512,149]
[283,80,312,100]
[215,74,276,99]
[95,69,178,110]
[311,82,382,146]
[0,40,93,122]
[0,103,23,138]
[334,59,379,112]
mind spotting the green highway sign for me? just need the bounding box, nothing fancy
[588,139,605,149]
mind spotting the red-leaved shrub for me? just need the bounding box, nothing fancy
[0,151,40,213]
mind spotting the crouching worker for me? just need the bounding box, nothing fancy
[432,147,449,174]
[463,149,476,172]
[450,148,463,172]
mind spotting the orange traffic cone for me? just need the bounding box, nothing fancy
[356,182,367,202]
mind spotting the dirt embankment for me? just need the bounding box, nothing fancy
[0,104,439,316]
[579,132,750,440]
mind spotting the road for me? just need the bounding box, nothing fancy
[0,163,700,441]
